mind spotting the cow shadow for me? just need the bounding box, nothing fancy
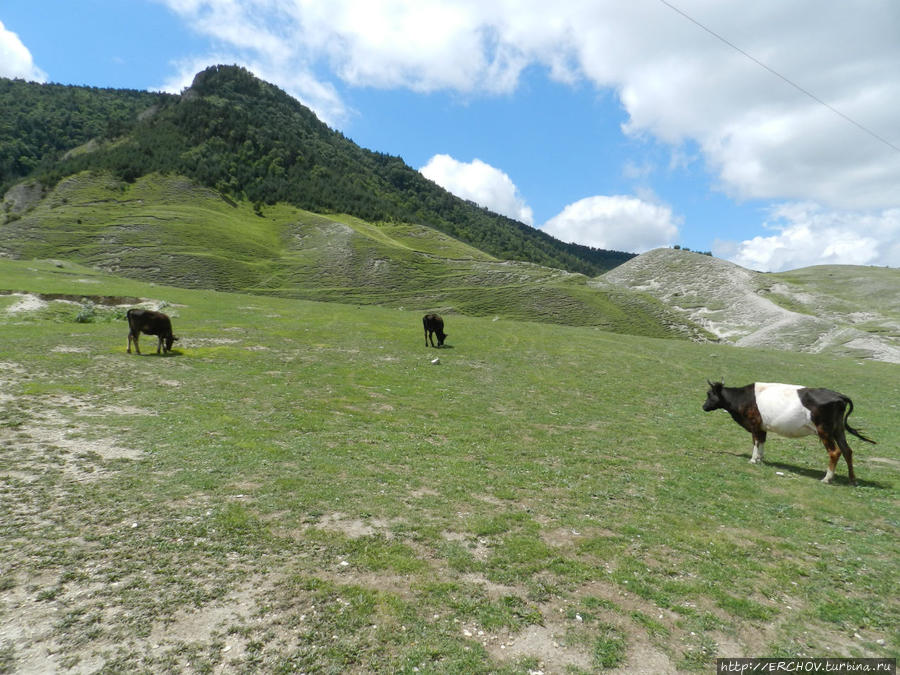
[132,350,182,357]
[736,453,889,489]
[706,450,888,489]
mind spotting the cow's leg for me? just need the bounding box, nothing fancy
[841,444,856,486]
[127,333,132,354]
[822,447,842,484]
[749,431,766,464]
[749,439,763,463]
[837,429,856,485]
[819,429,856,485]
[156,335,163,354]
[833,409,857,486]
[130,332,141,355]
[817,430,842,484]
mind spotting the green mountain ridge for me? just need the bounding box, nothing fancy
[1,65,632,277]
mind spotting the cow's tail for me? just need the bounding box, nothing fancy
[842,396,876,444]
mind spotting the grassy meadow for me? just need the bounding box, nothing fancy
[1,259,898,673]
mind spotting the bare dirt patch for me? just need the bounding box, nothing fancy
[314,512,402,539]
[1,291,145,310]
[0,364,159,672]
[0,388,145,484]
[51,345,90,353]
[485,622,594,673]
[4,293,47,313]
[408,487,439,499]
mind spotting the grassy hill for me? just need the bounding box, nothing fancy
[604,248,900,363]
[1,259,897,672]
[4,169,896,360]
[1,172,699,339]
[1,66,633,277]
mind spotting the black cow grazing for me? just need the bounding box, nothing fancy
[702,381,875,485]
[126,308,179,355]
[423,313,447,347]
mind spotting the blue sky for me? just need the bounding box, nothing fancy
[2,0,898,271]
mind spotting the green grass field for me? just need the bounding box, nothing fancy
[1,259,898,673]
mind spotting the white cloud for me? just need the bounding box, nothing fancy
[719,203,900,272]
[155,2,899,200]
[0,20,46,81]
[295,2,526,94]
[153,1,900,264]
[542,196,679,253]
[420,154,534,225]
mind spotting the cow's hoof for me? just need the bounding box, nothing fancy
[821,476,833,484]
[749,458,760,465]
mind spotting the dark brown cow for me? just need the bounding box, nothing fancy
[126,308,178,355]
[423,313,447,347]
[702,381,875,485]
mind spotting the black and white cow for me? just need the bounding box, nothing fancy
[126,308,178,355]
[423,313,447,348]
[702,381,875,485]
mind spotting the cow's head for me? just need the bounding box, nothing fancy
[164,334,179,352]
[702,380,724,411]
[436,330,446,346]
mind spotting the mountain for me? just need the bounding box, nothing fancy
[603,248,900,363]
[0,65,633,277]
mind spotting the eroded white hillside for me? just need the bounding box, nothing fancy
[602,248,900,363]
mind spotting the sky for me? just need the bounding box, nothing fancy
[2,1,899,272]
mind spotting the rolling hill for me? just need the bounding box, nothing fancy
[603,248,900,363]
[4,169,898,360]
[0,171,702,339]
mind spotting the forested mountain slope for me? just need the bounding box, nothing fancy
[0,78,167,193]
[1,66,632,276]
